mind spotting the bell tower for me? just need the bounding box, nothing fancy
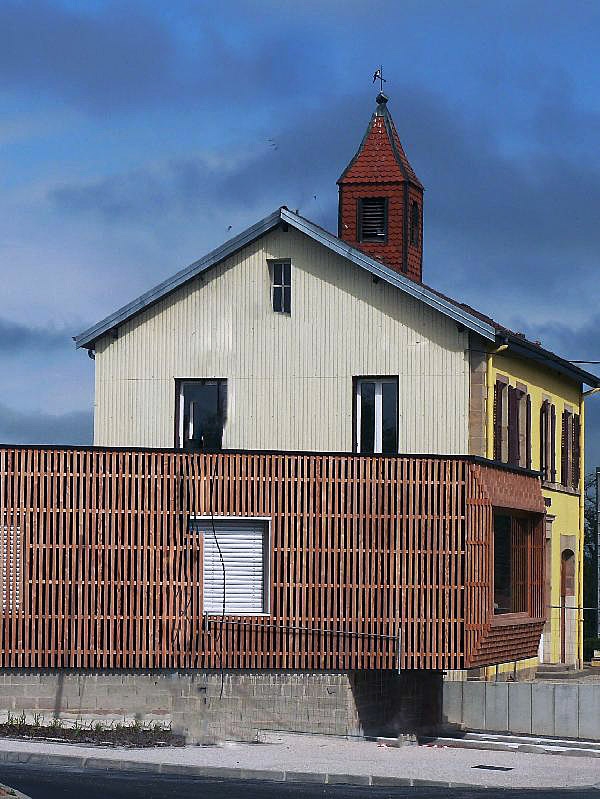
[337,92,424,281]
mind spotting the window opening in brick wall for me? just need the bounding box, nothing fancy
[410,201,420,246]
[358,198,388,242]
[271,261,291,314]
[494,513,530,615]
[190,518,269,615]
[1,524,21,613]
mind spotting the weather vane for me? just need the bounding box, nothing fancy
[372,66,386,92]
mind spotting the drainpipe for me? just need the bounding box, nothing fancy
[578,387,600,667]
[485,342,509,459]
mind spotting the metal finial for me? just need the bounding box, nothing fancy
[372,66,387,93]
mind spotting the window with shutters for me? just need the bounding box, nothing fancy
[354,377,398,454]
[540,400,556,483]
[410,201,420,246]
[271,261,291,314]
[507,386,521,467]
[560,409,580,490]
[177,379,227,451]
[494,379,531,468]
[1,524,21,613]
[190,518,269,615]
[493,379,508,462]
[358,197,388,242]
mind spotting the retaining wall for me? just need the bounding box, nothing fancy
[443,680,600,740]
[0,669,442,743]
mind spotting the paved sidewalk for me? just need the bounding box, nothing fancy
[0,733,599,789]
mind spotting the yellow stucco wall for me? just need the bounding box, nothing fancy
[486,350,583,672]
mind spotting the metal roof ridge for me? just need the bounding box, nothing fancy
[280,208,496,341]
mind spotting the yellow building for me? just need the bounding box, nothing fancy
[467,330,599,676]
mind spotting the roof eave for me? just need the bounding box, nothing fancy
[502,333,600,388]
[74,208,283,349]
[281,209,495,341]
[75,206,498,352]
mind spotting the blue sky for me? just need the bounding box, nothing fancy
[1,0,599,465]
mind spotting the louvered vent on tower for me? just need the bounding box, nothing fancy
[358,198,388,242]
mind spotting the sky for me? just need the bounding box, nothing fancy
[1,0,599,466]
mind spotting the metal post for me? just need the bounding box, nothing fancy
[596,467,600,638]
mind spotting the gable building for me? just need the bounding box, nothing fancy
[75,91,599,676]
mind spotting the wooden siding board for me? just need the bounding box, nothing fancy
[0,448,544,670]
[94,228,470,455]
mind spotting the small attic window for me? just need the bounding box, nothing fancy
[271,261,291,313]
[358,198,387,242]
[410,201,420,246]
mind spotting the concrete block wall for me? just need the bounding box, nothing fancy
[0,669,443,744]
[443,680,600,741]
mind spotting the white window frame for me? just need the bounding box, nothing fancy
[190,516,271,616]
[270,260,292,314]
[177,379,226,450]
[355,378,398,454]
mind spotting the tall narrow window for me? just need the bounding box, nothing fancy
[494,513,530,615]
[572,414,581,490]
[355,378,398,454]
[177,379,227,451]
[560,410,580,489]
[493,379,508,462]
[525,394,532,469]
[358,197,388,242]
[271,261,291,313]
[507,386,521,467]
[410,201,420,246]
[560,409,572,487]
[540,400,555,482]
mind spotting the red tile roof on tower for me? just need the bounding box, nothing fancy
[338,92,423,188]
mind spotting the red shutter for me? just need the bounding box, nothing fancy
[493,381,503,461]
[508,387,520,466]
[572,413,580,490]
[526,394,532,470]
[550,404,556,483]
[540,400,548,480]
[560,410,569,487]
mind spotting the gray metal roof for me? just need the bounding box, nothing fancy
[74,206,495,349]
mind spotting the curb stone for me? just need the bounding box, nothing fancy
[0,748,598,790]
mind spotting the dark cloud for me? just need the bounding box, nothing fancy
[0,1,178,111]
[511,314,600,468]
[523,314,600,369]
[0,318,73,354]
[47,93,367,227]
[584,400,600,473]
[0,1,313,113]
[0,405,92,446]
[47,80,600,283]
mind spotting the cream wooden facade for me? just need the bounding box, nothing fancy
[94,226,471,453]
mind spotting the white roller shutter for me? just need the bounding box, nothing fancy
[193,519,268,614]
